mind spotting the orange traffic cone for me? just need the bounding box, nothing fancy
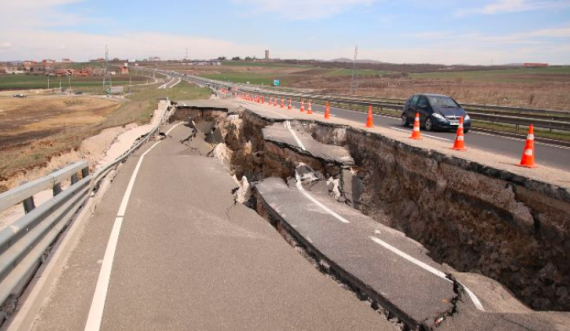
[273,98,277,107]
[365,105,374,128]
[288,98,292,110]
[307,101,313,114]
[519,125,537,168]
[281,98,284,108]
[324,101,330,119]
[261,96,265,104]
[410,112,422,139]
[300,99,305,112]
[451,116,467,151]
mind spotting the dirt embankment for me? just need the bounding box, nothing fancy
[176,105,569,312]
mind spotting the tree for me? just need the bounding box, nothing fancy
[245,56,252,61]
[217,56,226,61]
[231,56,241,61]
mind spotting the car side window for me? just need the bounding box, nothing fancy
[417,96,428,108]
[409,95,419,106]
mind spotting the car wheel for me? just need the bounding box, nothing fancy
[425,117,434,131]
[401,114,409,127]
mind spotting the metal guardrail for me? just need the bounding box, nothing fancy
[0,100,173,322]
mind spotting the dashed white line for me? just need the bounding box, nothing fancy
[473,130,570,150]
[84,122,183,331]
[369,236,484,311]
[294,171,350,224]
[285,121,306,150]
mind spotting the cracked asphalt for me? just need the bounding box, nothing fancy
[31,122,394,331]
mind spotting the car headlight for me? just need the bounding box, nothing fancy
[464,114,470,121]
[432,113,446,120]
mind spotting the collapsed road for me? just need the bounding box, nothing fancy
[9,98,570,331]
[27,115,392,331]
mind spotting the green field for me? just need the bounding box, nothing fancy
[325,68,388,77]
[199,63,389,86]
[221,61,308,68]
[410,66,570,83]
[117,81,212,124]
[201,72,286,86]
[0,74,149,90]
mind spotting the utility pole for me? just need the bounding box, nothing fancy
[103,44,109,87]
[47,75,50,90]
[68,75,71,92]
[350,45,358,95]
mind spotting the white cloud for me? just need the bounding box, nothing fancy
[231,0,378,19]
[0,29,263,61]
[530,26,570,37]
[456,0,570,16]
[0,0,91,29]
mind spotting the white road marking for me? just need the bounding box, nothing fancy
[370,236,484,311]
[285,121,306,151]
[259,106,290,119]
[169,77,181,89]
[84,123,183,331]
[166,122,184,135]
[389,127,451,141]
[310,102,569,150]
[462,283,485,311]
[473,130,570,150]
[294,171,350,224]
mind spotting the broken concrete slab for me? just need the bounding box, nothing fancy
[262,121,354,166]
[254,177,457,330]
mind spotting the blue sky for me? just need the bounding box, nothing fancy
[1,0,569,64]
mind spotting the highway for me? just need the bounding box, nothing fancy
[29,122,392,331]
[288,100,570,171]
[154,69,568,172]
[3,98,566,331]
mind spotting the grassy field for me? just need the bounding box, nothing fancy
[0,81,211,188]
[196,62,389,86]
[410,66,570,83]
[201,72,284,86]
[0,74,149,90]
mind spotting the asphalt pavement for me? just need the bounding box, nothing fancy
[31,122,394,331]
[289,100,570,171]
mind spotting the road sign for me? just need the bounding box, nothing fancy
[273,79,280,86]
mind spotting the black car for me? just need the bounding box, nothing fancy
[401,93,471,132]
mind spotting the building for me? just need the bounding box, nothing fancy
[62,58,73,63]
[75,69,92,77]
[265,50,269,60]
[120,63,129,75]
[54,68,75,76]
[0,62,6,74]
[523,63,548,67]
[148,56,161,62]
[189,60,221,66]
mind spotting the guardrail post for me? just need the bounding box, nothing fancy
[81,167,90,179]
[71,173,79,185]
[50,168,62,196]
[19,181,36,214]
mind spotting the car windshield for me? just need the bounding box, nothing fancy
[427,96,459,108]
